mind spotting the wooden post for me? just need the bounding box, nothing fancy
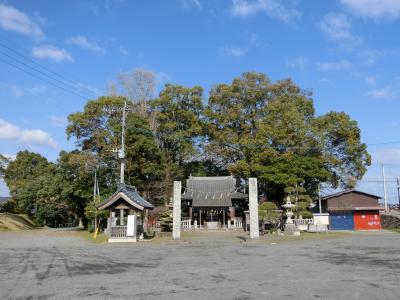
[144,209,149,232]
[189,207,193,223]
[229,207,235,219]
[107,210,112,236]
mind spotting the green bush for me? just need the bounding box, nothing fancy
[158,209,173,232]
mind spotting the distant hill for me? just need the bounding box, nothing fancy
[0,213,36,231]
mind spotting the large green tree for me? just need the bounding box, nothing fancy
[205,72,370,203]
[4,151,51,214]
[3,151,75,225]
[66,96,165,204]
[150,84,204,168]
[0,154,9,177]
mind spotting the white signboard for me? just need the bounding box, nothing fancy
[127,215,136,237]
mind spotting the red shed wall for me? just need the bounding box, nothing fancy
[327,193,379,210]
[354,211,381,230]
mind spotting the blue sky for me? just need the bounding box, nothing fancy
[1,0,400,203]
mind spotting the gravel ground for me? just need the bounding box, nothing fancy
[0,229,399,300]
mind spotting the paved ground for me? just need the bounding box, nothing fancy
[0,229,399,300]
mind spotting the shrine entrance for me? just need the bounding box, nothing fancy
[195,207,228,229]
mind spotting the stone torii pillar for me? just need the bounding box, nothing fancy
[172,181,181,240]
[249,178,259,239]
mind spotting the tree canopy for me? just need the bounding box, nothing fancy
[3,71,371,225]
[205,72,370,202]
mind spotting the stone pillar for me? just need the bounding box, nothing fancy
[199,209,202,229]
[106,210,112,236]
[249,178,259,239]
[172,181,181,240]
[120,209,124,226]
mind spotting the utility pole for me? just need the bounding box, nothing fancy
[93,168,101,237]
[93,169,98,232]
[397,177,400,211]
[382,165,388,212]
[104,101,131,185]
[119,101,127,184]
[93,169,97,201]
[318,182,322,214]
[295,183,298,218]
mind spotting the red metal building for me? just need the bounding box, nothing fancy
[354,211,381,230]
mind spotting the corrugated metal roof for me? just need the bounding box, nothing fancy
[322,189,381,200]
[182,176,247,207]
[329,206,383,212]
[98,184,154,210]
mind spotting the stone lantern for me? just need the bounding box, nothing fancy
[282,195,300,235]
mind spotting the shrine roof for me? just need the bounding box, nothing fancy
[97,184,154,210]
[181,176,247,207]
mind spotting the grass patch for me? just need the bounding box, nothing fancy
[391,228,400,233]
[261,231,350,244]
[0,213,36,231]
[78,230,109,243]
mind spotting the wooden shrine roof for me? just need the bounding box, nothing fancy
[181,176,247,207]
[97,184,154,211]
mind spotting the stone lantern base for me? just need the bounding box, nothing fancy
[284,223,300,236]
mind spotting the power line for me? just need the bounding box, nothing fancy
[0,40,100,98]
[0,50,96,99]
[0,57,89,100]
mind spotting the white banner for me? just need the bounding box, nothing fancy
[127,215,136,237]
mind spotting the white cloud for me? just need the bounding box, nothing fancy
[358,49,384,65]
[286,56,308,70]
[317,60,352,71]
[180,0,202,10]
[66,35,105,54]
[0,82,46,97]
[230,0,301,22]
[367,86,393,99]
[20,130,57,148]
[155,71,172,87]
[365,76,376,86]
[1,154,16,162]
[75,83,102,97]
[49,115,67,128]
[341,0,400,19]
[0,118,57,148]
[32,45,74,63]
[0,3,44,38]
[319,12,361,48]
[119,46,128,56]
[0,119,20,139]
[319,77,331,84]
[84,0,125,17]
[222,46,248,57]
